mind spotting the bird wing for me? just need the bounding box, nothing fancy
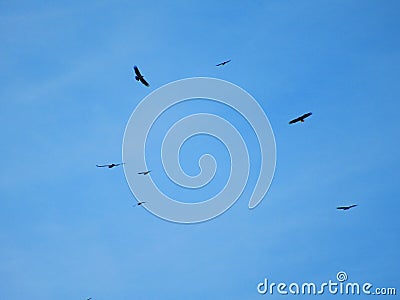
[133,65,141,76]
[302,112,312,119]
[336,206,346,210]
[216,62,223,66]
[140,77,150,87]
[349,204,358,208]
[96,164,108,167]
[289,117,301,124]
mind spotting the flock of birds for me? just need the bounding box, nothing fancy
[96,61,358,212]
[89,59,360,300]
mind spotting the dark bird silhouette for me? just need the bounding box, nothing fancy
[138,170,151,175]
[86,298,92,300]
[136,201,146,206]
[216,59,231,66]
[337,204,358,210]
[133,65,149,87]
[289,112,312,124]
[96,163,124,169]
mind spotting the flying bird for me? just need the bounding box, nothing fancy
[86,298,92,300]
[216,59,231,66]
[136,201,146,206]
[138,170,151,175]
[133,65,149,87]
[289,112,312,124]
[337,204,358,210]
[96,163,124,169]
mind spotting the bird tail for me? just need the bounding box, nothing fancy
[135,75,140,81]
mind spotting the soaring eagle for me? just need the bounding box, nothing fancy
[289,112,312,124]
[337,204,358,210]
[138,170,151,175]
[216,59,231,66]
[133,65,150,87]
[96,163,124,169]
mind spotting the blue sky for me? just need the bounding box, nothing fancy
[0,0,399,299]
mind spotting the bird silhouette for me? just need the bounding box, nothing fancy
[216,59,231,66]
[289,112,312,124]
[133,65,149,87]
[96,163,124,169]
[137,201,146,206]
[138,170,151,175]
[337,204,358,210]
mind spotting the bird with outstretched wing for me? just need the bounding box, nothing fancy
[216,59,231,66]
[337,204,358,210]
[138,170,151,175]
[133,65,149,87]
[96,163,124,169]
[289,112,313,124]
